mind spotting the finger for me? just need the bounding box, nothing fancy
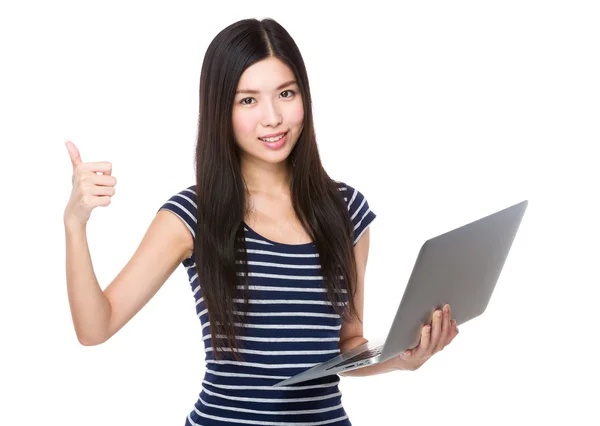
[429,309,443,355]
[83,173,117,187]
[87,195,112,207]
[402,339,420,358]
[435,304,451,351]
[451,319,459,339]
[414,324,431,358]
[78,161,113,175]
[65,140,82,169]
[443,319,458,345]
[90,184,116,197]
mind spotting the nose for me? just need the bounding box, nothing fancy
[260,100,282,128]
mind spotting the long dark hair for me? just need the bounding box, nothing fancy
[194,18,359,361]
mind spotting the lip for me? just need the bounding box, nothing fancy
[259,131,287,139]
[260,132,287,149]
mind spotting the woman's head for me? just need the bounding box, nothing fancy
[233,57,304,168]
[198,18,314,174]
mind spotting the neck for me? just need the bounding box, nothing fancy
[241,156,293,196]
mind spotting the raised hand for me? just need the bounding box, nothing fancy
[63,140,117,227]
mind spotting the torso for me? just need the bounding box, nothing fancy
[244,191,312,245]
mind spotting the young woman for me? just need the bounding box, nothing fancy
[64,17,458,426]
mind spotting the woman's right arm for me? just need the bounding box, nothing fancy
[65,211,193,346]
[64,141,193,346]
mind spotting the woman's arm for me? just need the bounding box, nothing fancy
[65,209,193,345]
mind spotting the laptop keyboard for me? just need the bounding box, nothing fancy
[329,345,384,369]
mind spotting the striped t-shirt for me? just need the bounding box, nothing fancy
[159,181,376,426]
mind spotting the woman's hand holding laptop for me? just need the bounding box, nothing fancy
[388,303,459,371]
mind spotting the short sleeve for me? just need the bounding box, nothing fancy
[337,181,377,246]
[157,185,198,264]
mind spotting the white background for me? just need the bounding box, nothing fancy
[1,1,598,425]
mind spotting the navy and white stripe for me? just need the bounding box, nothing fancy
[159,181,376,426]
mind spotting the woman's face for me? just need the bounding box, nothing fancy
[232,57,304,167]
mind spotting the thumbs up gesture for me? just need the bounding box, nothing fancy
[63,140,117,227]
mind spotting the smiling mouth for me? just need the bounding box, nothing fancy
[258,131,288,142]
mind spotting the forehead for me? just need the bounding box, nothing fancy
[236,57,296,92]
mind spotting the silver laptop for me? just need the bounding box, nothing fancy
[273,200,528,387]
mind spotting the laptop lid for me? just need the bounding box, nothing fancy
[378,200,528,363]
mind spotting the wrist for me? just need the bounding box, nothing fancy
[385,354,423,372]
[64,217,87,233]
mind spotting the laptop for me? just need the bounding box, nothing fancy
[272,200,528,387]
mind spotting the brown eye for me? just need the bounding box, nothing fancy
[240,97,255,105]
[280,90,295,98]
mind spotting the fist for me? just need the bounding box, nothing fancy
[63,140,117,227]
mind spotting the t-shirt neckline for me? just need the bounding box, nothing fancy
[242,221,314,248]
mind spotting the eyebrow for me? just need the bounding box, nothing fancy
[236,80,297,95]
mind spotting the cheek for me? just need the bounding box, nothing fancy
[232,111,259,139]
[287,102,304,127]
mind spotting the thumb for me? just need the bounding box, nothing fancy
[64,139,82,169]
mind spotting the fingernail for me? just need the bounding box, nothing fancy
[444,304,449,312]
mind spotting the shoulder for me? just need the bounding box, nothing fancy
[164,185,197,205]
[333,179,377,246]
[333,180,370,213]
[157,184,198,239]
